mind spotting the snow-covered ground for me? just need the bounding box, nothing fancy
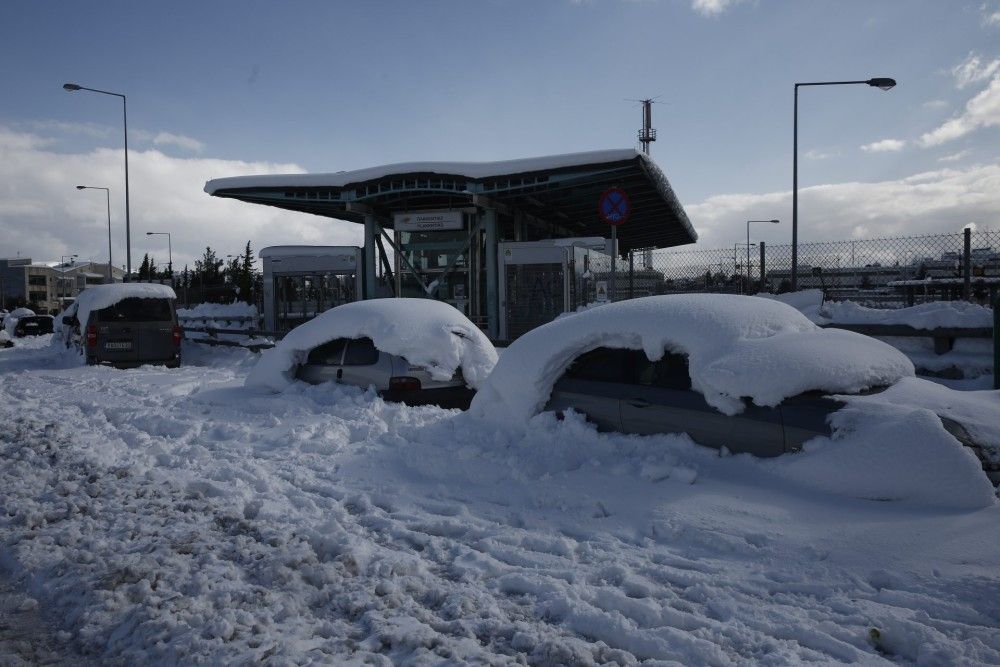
[1,336,999,664]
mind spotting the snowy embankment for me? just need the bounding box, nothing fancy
[1,339,999,664]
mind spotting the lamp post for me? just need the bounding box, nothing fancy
[747,219,779,294]
[792,77,896,291]
[63,82,132,280]
[146,232,172,283]
[734,242,755,294]
[59,254,78,301]
[77,186,113,283]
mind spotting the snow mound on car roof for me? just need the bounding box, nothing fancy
[471,294,914,421]
[71,283,177,333]
[246,298,498,392]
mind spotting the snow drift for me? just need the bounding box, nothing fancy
[471,294,915,421]
[246,298,498,392]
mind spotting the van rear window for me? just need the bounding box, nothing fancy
[96,297,173,323]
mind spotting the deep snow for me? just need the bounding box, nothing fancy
[1,335,999,665]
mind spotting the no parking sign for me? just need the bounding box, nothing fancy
[598,188,631,226]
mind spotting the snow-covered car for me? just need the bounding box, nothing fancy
[2,307,39,337]
[10,314,54,337]
[246,298,498,408]
[470,294,998,481]
[58,283,182,368]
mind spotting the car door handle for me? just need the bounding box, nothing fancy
[626,398,651,408]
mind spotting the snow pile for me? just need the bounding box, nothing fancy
[246,298,498,391]
[820,300,994,330]
[769,401,996,508]
[472,294,914,421]
[854,377,1000,466]
[755,289,825,320]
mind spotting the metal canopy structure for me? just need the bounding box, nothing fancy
[205,149,696,253]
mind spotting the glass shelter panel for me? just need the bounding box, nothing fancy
[396,228,473,317]
[274,272,357,333]
[504,263,567,340]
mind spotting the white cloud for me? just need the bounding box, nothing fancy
[152,131,205,152]
[922,99,949,111]
[951,53,1000,89]
[691,0,746,17]
[920,74,1000,146]
[983,4,1000,26]
[860,139,906,153]
[26,120,115,139]
[804,149,837,160]
[0,126,362,272]
[938,149,971,163]
[684,164,1000,249]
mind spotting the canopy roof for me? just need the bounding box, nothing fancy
[205,149,696,251]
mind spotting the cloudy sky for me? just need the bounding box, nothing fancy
[1,0,998,270]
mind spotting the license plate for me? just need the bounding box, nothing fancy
[105,341,132,351]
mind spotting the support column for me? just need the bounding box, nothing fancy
[364,214,377,300]
[483,208,498,340]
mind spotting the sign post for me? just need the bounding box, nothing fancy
[598,188,631,303]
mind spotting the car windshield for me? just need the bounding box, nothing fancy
[96,297,173,323]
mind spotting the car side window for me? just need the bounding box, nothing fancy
[306,338,347,365]
[637,353,692,390]
[343,337,380,366]
[563,347,645,383]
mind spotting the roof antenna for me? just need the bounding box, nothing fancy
[626,96,662,156]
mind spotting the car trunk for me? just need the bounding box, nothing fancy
[92,297,176,365]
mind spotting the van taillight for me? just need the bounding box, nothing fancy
[86,325,98,348]
[389,376,421,391]
[172,325,183,346]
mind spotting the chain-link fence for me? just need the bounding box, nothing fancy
[624,228,1000,308]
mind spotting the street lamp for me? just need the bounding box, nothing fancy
[63,82,132,280]
[77,186,113,283]
[792,77,896,290]
[747,219,780,294]
[146,232,172,282]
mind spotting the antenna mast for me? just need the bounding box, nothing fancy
[638,99,656,155]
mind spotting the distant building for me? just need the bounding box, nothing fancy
[0,258,124,313]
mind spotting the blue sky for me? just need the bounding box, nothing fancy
[1,0,998,268]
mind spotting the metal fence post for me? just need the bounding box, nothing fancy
[759,242,766,293]
[994,292,999,390]
[963,227,971,301]
[628,249,634,300]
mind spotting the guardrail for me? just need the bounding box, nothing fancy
[820,322,993,355]
[181,326,278,351]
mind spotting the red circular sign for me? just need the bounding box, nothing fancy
[598,188,631,226]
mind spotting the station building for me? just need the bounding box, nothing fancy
[205,149,696,341]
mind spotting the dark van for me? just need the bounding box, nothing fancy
[65,293,182,368]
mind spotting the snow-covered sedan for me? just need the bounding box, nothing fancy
[470,294,998,482]
[246,298,498,408]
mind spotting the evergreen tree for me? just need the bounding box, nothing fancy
[195,247,224,287]
[138,254,151,281]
